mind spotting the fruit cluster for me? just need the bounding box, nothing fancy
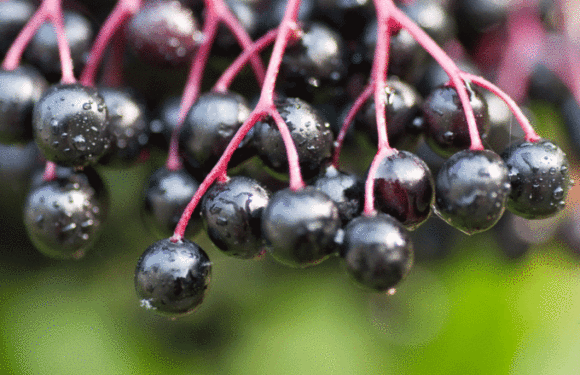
[0,0,577,318]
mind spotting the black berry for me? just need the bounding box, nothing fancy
[312,164,363,224]
[135,238,211,317]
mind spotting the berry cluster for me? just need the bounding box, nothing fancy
[0,0,577,318]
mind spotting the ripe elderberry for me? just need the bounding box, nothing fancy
[32,84,110,167]
[134,238,211,317]
[501,139,571,219]
[434,149,511,235]
[261,187,341,268]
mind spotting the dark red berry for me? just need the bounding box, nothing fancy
[340,213,413,291]
[262,187,341,268]
[501,139,572,219]
[371,150,434,230]
[135,238,211,317]
[434,149,511,234]
[126,0,200,68]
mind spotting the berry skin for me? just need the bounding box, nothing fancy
[32,84,110,167]
[180,92,253,172]
[0,66,48,145]
[501,139,571,219]
[371,150,434,230]
[142,167,201,239]
[201,176,270,259]
[281,22,347,85]
[126,0,200,68]
[261,187,341,268]
[23,167,109,260]
[422,84,489,157]
[312,164,363,224]
[340,214,413,292]
[97,87,150,168]
[25,11,93,77]
[135,238,211,317]
[434,149,511,235]
[253,97,334,180]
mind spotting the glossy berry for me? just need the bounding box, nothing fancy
[135,238,211,317]
[149,96,180,149]
[482,90,526,154]
[262,187,341,268]
[126,0,200,68]
[23,167,109,259]
[180,92,252,172]
[201,176,270,259]
[142,167,201,239]
[281,22,346,86]
[340,214,413,292]
[402,0,456,45]
[371,150,434,230]
[0,0,35,54]
[560,94,580,159]
[253,97,334,179]
[32,84,110,167]
[0,66,48,144]
[435,149,511,235]
[357,77,423,150]
[501,139,571,219]
[314,0,371,39]
[312,164,363,224]
[97,87,149,167]
[25,11,93,77]
[422,84,489,157]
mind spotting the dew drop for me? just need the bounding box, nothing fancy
[73,135,87,151]
[62,223,77,232]
[216,217,228,226]
[553,186,564,200]
[83,103,92,110]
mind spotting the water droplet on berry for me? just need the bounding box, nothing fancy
[83,103,92,110]
[63,223,77,232]
[553,186,564,200]
[216,217,228,226]
[73,135,87,151]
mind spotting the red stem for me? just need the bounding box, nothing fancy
[462,72,540,142]
[2,1,47,71]
[42,161,57,182]
[165,11,221,171]
[79,0,141,86]
[45,0,76,84]
[331,84,373,167]
[213,28,278,93]
[388,3,484,151]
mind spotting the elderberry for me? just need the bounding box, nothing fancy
[32,83,110,167]
[261,187,341,268]
[434,149,511,235]
[135,238,211,317]
[201,176,270,259]
[501,139,572,219]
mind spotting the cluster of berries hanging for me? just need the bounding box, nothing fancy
[0,0,576,317]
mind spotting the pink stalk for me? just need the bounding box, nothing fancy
[47,1,76,84]
[388,3,484,151]
[462,72,540,142]
[171,0,304,242]
[215,0,266,85]
[2,2,47,71]
[363,147,394,216]
[165,11,221,172]
[213,29,278,93]
[79,0,141,86]
[42,161,57,182]
[331,84,373,167]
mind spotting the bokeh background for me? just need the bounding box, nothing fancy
[1,102,580,375]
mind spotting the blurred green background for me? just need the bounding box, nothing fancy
[1,102,580,375]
